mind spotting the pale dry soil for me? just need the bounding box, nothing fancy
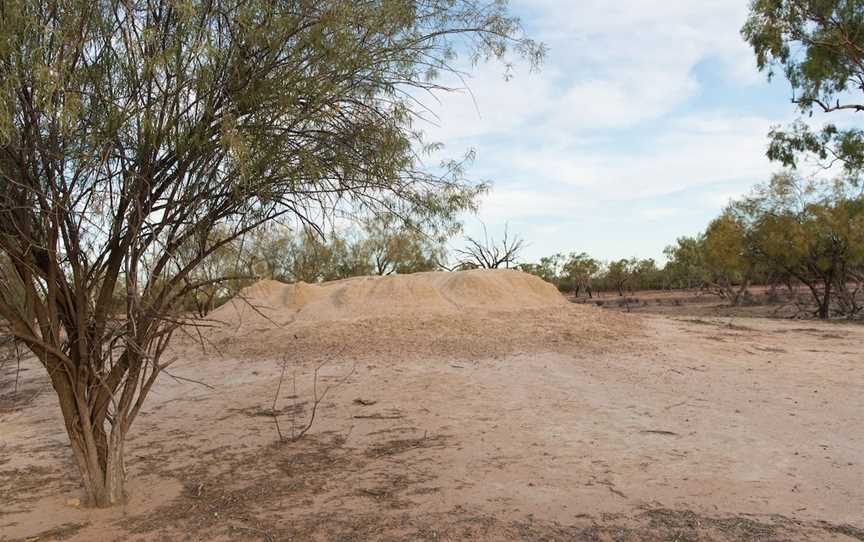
[1,308,863,541]
[572,285,851,321]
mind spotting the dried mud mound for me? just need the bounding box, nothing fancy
[201,269,634,360]
[211,269,567,326]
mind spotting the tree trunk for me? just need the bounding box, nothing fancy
[67,422,127,507]
[53,373,127,507]
[730,279,750,307]
[818,280,832,320]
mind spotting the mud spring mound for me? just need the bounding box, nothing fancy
[203,269,631,360]
[211,269,567,327]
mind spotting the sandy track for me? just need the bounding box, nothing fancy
[1,307,862,541]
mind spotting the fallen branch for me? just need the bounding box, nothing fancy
[639,430,679,436]
[163,370,216,390]
[271,353,356,443]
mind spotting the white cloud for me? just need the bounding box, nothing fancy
[553,73,700,130]
[419,0,766,144]
[520,0,759,85]
[701,189,749,209]
[415,0,796,261]
[639,207,683,221]
[414,63,555,144]
[473,111,780,200]
[473,186,593,222]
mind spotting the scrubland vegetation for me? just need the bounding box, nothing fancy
[158,168,864,321]
[521,173,864,319]
[0,0,541,507]
[1,1,863,540]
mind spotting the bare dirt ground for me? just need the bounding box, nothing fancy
[571,286,847,320]
[1,272,863,541]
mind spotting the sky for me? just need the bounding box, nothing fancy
[421,0,801,264]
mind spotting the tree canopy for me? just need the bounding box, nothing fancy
[0,0,541,507]
[743,0,864,182]
[520,174,864,318]
[731,173,864,318]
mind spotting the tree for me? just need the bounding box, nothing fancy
[742,0,864,318]
[244,226,294,282]
[562,252,600,297]
[702,213,754,306]
[455,223,526,269]
[0,0,541,507]
[517,253,565,287]
[176,227,250,317]
[359,214,445,276]
[731,173,864,318]
[282,228,353,283]
[663,236,708,290]
[605,258,637,296]
[743,0,864,183]
[630,258,661,291]
[518,252,600,296]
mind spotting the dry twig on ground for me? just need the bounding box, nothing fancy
[271,354,356,443]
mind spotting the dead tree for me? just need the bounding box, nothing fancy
[455,223,526,269]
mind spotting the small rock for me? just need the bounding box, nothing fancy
[65,497,81,508]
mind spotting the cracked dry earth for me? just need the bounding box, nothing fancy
[1,307,863,541]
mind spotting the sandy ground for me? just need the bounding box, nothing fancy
[1,303,863,540]
[570,285,843,320]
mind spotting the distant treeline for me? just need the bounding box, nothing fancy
[518,173,864,320]
[160,214,448,316]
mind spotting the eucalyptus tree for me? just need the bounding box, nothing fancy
[283,227,353,283]
[731,173,864,319]
[358,213,445,276]
[605,258,637,296]
[702,213,754,306]
[522,253,565,286]
[743,0,864,181]
[663,236,708,290]
[0,0,541,506]
[562,252,600,297]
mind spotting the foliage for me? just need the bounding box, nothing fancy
[516,252,600,294]
[177,226,252,316]
[562,252,601,296]
[0,0,540,507]
[518,253,564,287]
[283,228,356,283]
[358,214,445,276]
[731,173,864,318]
[603,258,637,296]
[743,0,864,184]
[523,172,863,319]
[519,176,864,318]
[702,213,755,305]
[519,254,662,297]
[663,236,708,289]
[236,217,446,285]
